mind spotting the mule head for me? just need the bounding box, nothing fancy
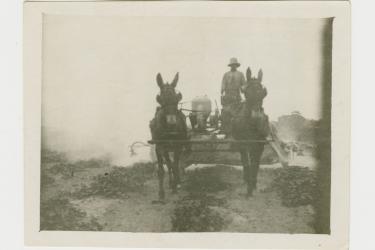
[246,67,263,85]
[156,72,182,107]
[242,67,265,103]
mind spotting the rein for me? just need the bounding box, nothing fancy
[159,101,253,117]
[158,102,207,114]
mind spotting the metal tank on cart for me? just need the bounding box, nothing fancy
[188,95,212,131]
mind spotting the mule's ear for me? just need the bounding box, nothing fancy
[156,73,164,88]
[246,67,252,82]
[258,69,263,82]
[171,72,179,87]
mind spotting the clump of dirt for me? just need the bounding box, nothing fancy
[271,166,317,207]
[40,195,103,231]
[74,162,155,199]
[184,166,233,193]
[171,194,226,232]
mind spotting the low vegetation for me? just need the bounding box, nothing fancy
[40,148,156,231]
[171,166,230,232]
[40,196,103,231]
[40,148,318,233]
[74,162,155,199]
[171,194,225,232]
[271,166,317,207]
[41,148,67,164]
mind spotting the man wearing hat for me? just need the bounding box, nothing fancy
[221,58,246,99]
[220,57,246,136]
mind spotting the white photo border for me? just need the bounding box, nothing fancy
[24,1,350,249]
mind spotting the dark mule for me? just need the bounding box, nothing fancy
[231,67,270,197]
[149,72,188,202]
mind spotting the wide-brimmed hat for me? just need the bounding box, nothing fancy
[228,57,240,67]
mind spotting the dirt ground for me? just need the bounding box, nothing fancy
[41,155,316,233]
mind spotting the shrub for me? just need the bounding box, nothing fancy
[40,196,103,231]
[74,162,155,198]
[48,163,75,179]
[272,166,317,207]
[171,194,225,232]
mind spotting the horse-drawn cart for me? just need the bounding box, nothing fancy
[148,129,289,168]
[143,72,289,200]
[148,95,289,168]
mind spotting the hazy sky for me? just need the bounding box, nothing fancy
[42,15,328,164]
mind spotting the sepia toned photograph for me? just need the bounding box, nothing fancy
[40,14,331,234]
[24,1,350,249]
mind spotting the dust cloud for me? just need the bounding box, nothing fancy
[42,16,329,165]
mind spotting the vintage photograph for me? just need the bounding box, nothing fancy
[39,14,333,234]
